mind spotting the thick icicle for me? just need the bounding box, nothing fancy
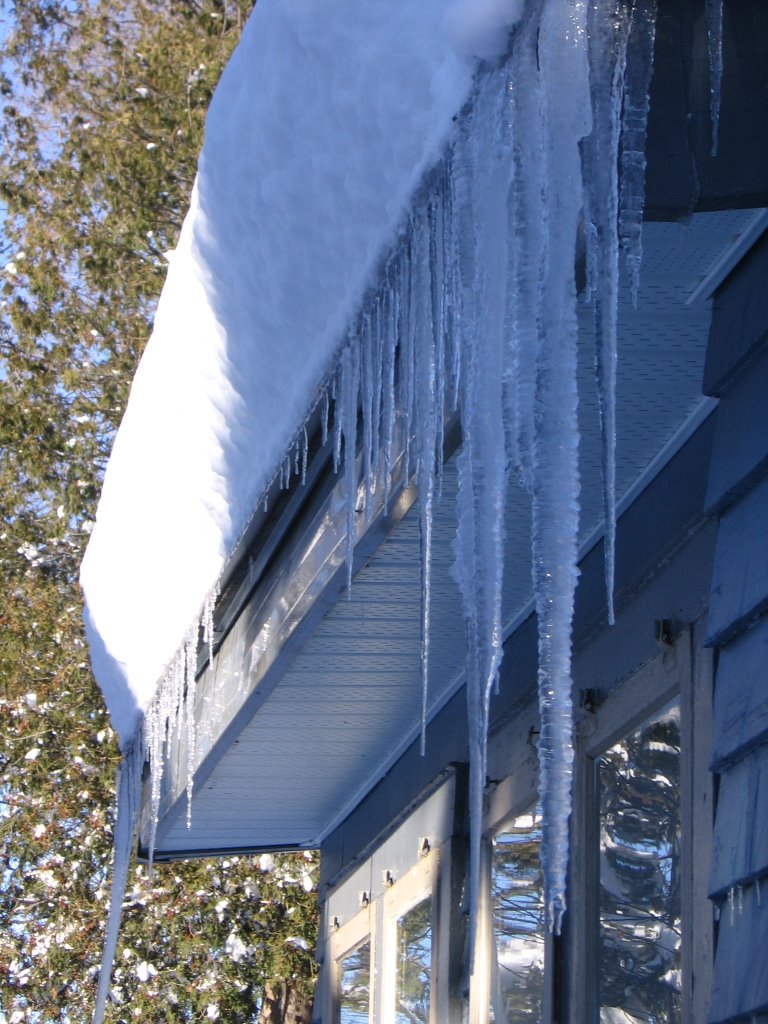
[361,311,375,524]
[341,342,360,595]
[619,0,658,306]
[381,275,397,509]
[413,208,437,756]
[584,0,632,628]
[451,63,513,968]
[333,364,343,474]
[706,0,723,156]
[506,2,545,494]
[321,388,330,448]
[534,0,591,933]
[184,627,199,828]
[92,741,143,1024]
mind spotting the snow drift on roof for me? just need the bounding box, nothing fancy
[80,0,525,746]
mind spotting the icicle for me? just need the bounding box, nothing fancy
[341,342,360,595]
[584,0,632,628]
[506,5,545,494]
[401,236,417,484]
[430,192,447,500]
[333,365,343,474]
[619,0,658,306]
[361,311,375,525]
[301,426,308,486]
[321,388,330,448]
[445,148,465,414]
[451,61,513,970]
[737,884,744,915]
[382,277,397,509]
[202,581,219,667]
[413,208,437,757]
[533,0,591,934]
[370,293,384,482]
[185,627,199,829]
[92,740,143,1024]
[706,0,723,156]
[729,886,735,925]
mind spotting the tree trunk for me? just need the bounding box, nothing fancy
[258,981,313,1024]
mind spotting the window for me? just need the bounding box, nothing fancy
[490,805,546,1022]
[338,938,373,1023]
[597,702,682,1022]
[321,773,460,1024]
[329,902,375,1024]
[481,625,713,1024]
[381,852,439,1024]
[320,631,712,1024]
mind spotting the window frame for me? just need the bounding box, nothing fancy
[479,623,713,1024]
[327,901,376,1024]
[380,848,441,1024]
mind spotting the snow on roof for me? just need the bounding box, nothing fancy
[80,0,522,746]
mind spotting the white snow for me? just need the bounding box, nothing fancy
[80,0,482,747]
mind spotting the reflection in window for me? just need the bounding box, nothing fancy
[338,940,371,1024]
[491,807,545,1022]
[395,896,432,1024]
[598,702,682,1023]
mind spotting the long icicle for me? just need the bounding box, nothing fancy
[533,0,591,933]
[705,0,723,156]
[451,62,513,971]
[413,208,437,757]
[619,0,658,306]
[584,0,632,628]
[92,741,143,1024]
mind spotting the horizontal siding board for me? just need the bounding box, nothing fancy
[710,744,768,895]
[711,617,768,768]
[704,230,768,396]
[709,887,768,1022]
[706,343,768,514]
[707,474,768,646]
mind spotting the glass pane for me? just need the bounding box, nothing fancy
[491,807,545,1022]
[395,896,432,1024]
[338,939,371,1024]
[598,701,682,1024]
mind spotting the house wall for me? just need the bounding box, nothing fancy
[703,232,768,1023]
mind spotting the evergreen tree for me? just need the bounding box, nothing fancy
[0,3,318,1020]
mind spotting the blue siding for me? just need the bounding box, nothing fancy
[710,742,768,895]
[709,889,768,1023]
[706,343,768,514]
[705,229,768,1022]
[711,623,768,770]
[706,474,768,647]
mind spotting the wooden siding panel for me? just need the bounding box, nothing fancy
[710,744,768,895]
[706,343,768,514]
[711,617,768,769]
[707,474,768,646]
[709,889,768,1022]
[704,230,768,397]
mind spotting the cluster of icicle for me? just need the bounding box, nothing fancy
[314,0,663,951]
[93,1,665,1019]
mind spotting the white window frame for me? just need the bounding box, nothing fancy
[478,622,713,1024]
[379,848,441,1024]
[326,901,376,1024]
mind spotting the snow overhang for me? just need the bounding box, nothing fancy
[80,0,523,745]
